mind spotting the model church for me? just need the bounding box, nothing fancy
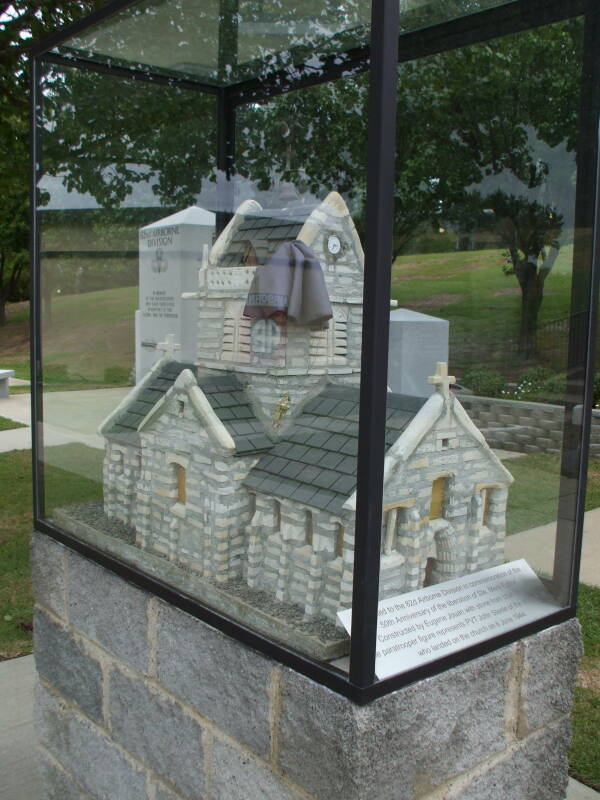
[100,192,513,623]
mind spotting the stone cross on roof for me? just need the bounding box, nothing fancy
[428,361,455,399]
[157,334,181,361]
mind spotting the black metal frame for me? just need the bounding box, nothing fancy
[29,0,598,703]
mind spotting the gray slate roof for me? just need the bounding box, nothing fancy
[218,207,313,268]
[105,365,425,513]
[104,362,273,455]
[243,385,426,515]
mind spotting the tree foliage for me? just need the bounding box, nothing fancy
[0,1,105,323]
[31,9,584,356]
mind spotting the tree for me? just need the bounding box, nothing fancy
[40,11,583,357]
[0,1,105,324]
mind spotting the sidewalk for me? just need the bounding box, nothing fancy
[507,507,600,588]
[0,387,130,452]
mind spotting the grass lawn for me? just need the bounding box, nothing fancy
[392,246,575,376]
[506,454,600,535]
[1,286,136,391]
[0,446,102,659]
[570,583,600,791]
[0,416,27,432]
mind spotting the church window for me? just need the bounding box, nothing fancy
[309,310,348,364]
[222,304,251,362]
[429,477,448,520]
[306,510,314,547]
[174,464,186,505]
[477,485,499,526]
[335,523,345,557]
[274,500,281,532]
[382,503,411,554]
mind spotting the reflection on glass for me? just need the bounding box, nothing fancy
[399,0,514,34]
[61,0,372,86]
[40,45,368,665]
[376,19,584,677]
[37,0,587,680]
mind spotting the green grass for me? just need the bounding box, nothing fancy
[505,454,600,535]
[1,286,136,391]
[570,583,600,791]
[0,446,102,659]
[0,416,27,431]
[392,247,574,376]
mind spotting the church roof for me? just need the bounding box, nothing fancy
[218,206,314,268]
[103,362,273,455]
[243,385,426,515]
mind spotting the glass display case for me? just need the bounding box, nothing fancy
[31,0,597,701]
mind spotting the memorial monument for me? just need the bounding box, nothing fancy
[135,206,215,381]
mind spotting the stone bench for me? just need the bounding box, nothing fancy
[0,369,15,398]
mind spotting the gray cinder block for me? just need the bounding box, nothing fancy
[34,610,103,722]
[109,668,204,798]
[31,533,67,619]
[155,602,272,757]
[35,683,147,800]
[520,619,583,733]
[67,551,149,672]
[212,738,306,800]
[278,647,513,800]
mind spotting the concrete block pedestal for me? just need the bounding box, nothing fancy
[32,533,582,800]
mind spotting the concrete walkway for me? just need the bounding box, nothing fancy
[0,656,41,800]
[507,507,600,588]
[0,388,130,452]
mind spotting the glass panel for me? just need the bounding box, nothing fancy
[38,41,368,668]
[399,0,514,34]
[375,17,585,681]
[59,0,372,86]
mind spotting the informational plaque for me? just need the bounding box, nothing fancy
[337,560,561,680]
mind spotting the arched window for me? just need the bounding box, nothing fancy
[173,463,186,505]
[335,523,345,558]
[430,477,448,520]
[306,510,314,547]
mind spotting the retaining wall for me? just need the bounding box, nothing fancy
[459,395,600,457]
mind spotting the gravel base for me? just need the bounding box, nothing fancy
[52,503,347,650]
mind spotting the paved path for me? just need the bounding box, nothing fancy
[0,388,130,452]
[507,507,600,588]
[0,656,41,800]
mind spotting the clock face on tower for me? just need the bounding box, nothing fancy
[327,234,341,256]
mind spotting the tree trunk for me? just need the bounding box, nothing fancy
[517,266,545,359]
[0,298,6,327]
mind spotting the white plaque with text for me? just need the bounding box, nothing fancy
[337,560,561,680]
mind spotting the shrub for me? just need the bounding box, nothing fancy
[502,367,566,403]
[461,366,505,397]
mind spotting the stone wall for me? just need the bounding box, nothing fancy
[33,532,582,800]
[460,395,600,457]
